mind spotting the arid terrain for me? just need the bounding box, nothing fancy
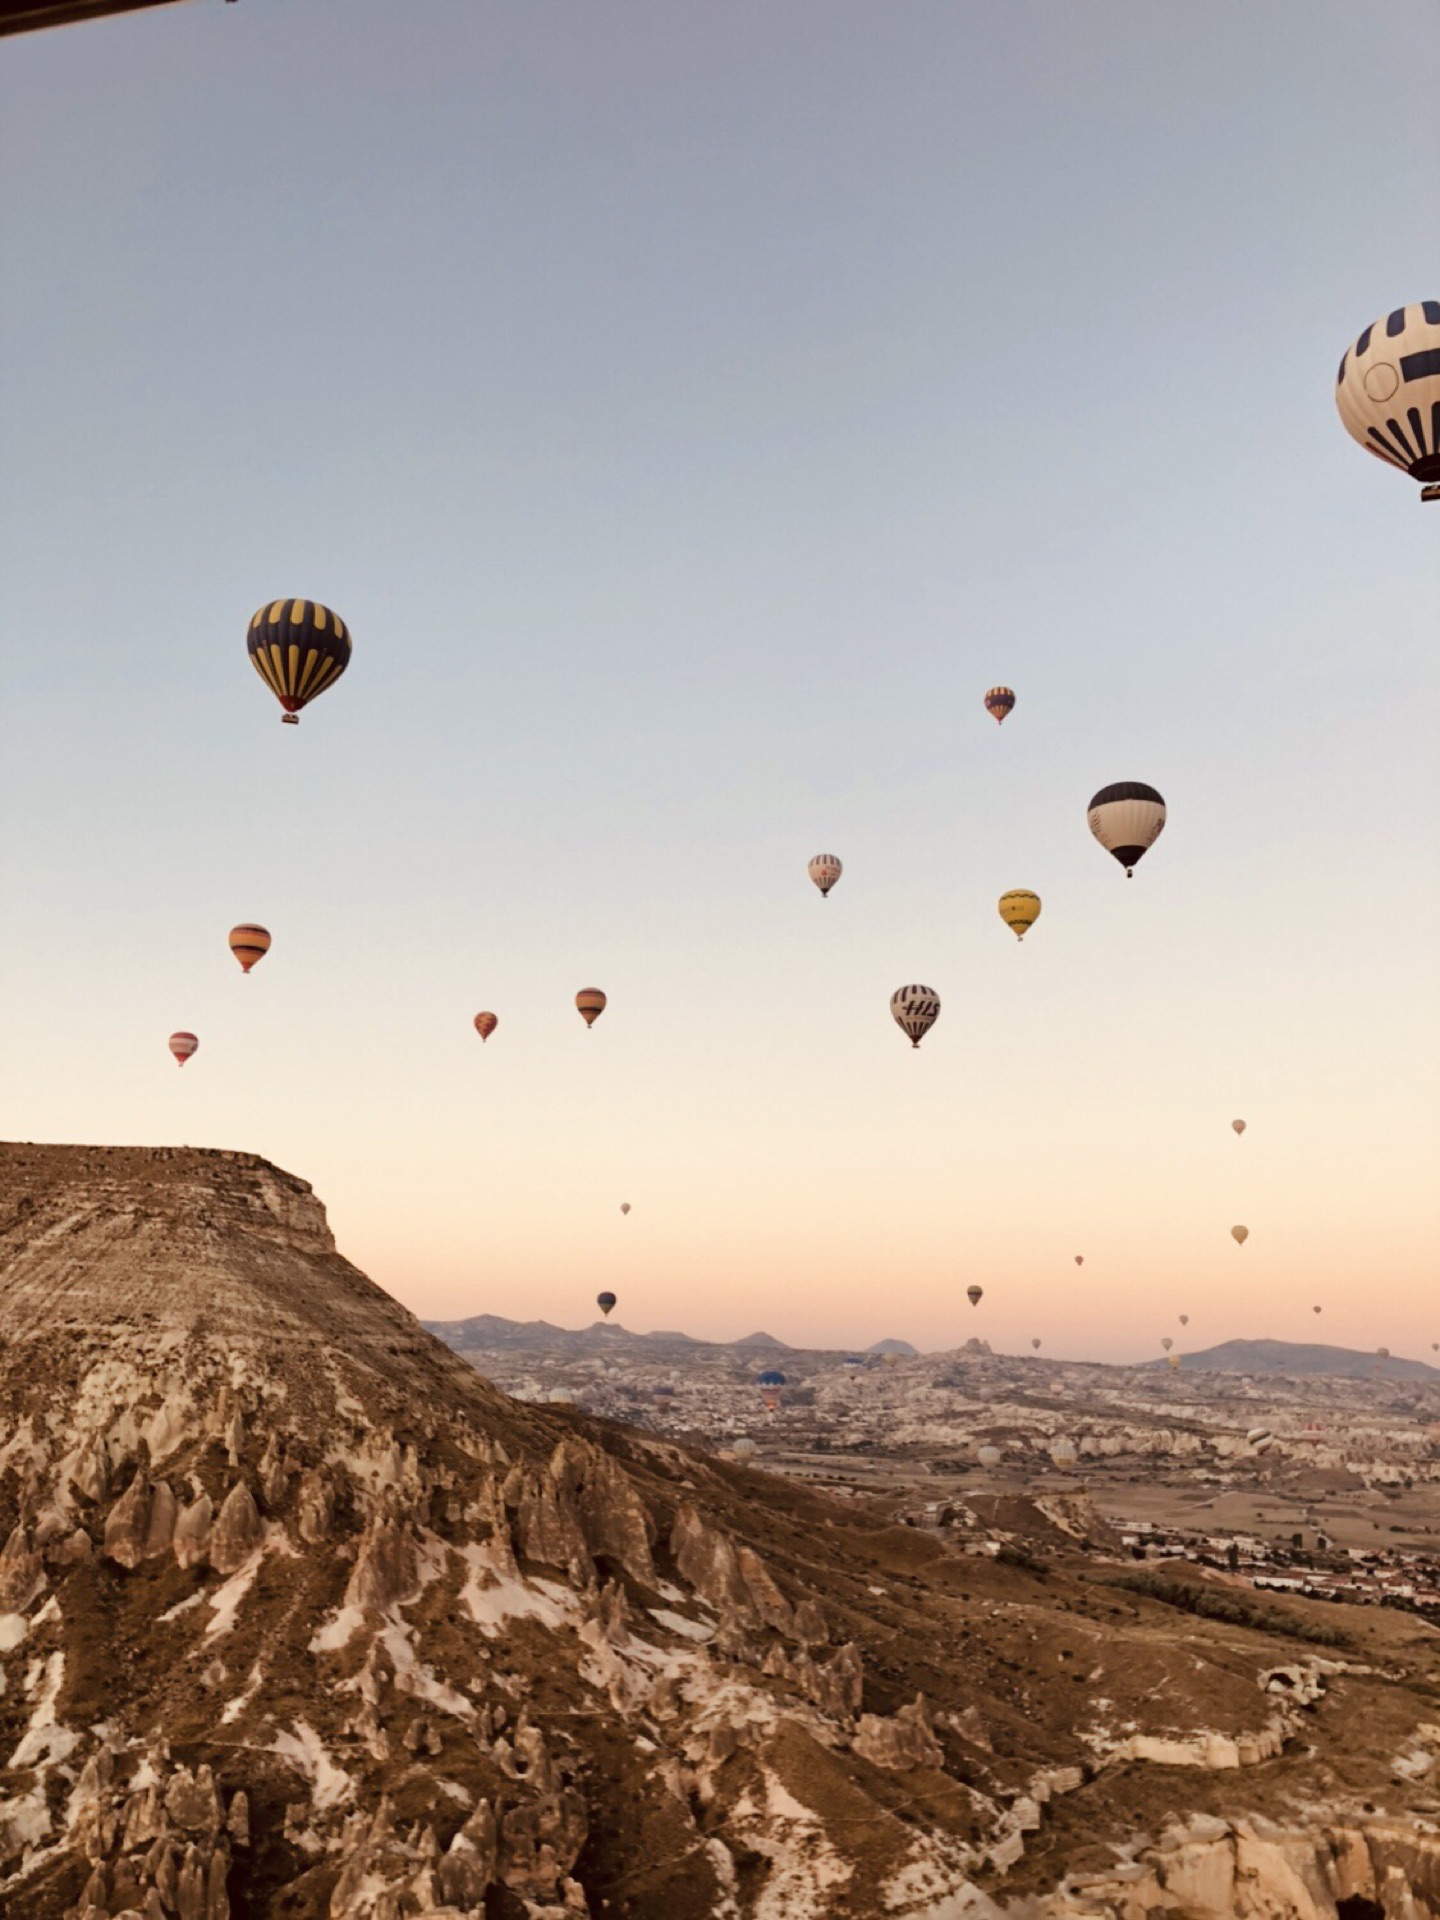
[3,1144,1440,1919]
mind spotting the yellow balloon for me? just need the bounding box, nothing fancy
[998,889,1041,942]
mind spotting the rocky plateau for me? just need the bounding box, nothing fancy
[2,1143,1439,1918]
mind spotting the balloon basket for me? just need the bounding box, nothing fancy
[281,713,299,725]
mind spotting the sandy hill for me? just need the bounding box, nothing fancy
[2,1144,1439,1918]
[1168,1338,1440,1382]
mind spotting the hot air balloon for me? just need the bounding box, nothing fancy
[1313,1305,1322,1315]
[1087,782,1166,877]
[596,1292,617,1317]
[619,1202,631,1216]
[247,599,351,724]
[1247,1427,1275,1453]
[1050,1438,1077,1468]
[1335,303,1440,502]
[1074,1255,1084,1268]
[576,989,607,1029]
[984,687,1015,725]
[1232,1119,1246,1136]
[168,1032,198,1067]
[998,890,1041,941]
[1179,1314,1189,1327]
[228,924,270,974]
[1168,1354,1179,1370]
[756,1369,787,1388]
[1432,1342,1438,1353]
[977,1444,1002,1468]
[732,1437,758,1460]
[842,1355,865,1370]
[891,984,940,1049]
[1231,1225,1249,1246]
[1031,1337,1042,1351]
[1161,1337,1173,1353]
[967,1285,983,1308]
[474,1012,498,1043]
[808,853,843,899]
[1376,1347,1391,1360]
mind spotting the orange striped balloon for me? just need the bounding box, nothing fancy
[474,1012,498,1042]
[228,924,271,973]
[576,988,607,1029]
[169,1032,198,1067]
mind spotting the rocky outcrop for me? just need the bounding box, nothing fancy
[4,1143,1440,1920]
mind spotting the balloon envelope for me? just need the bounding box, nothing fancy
[891,984,940,1049]
[1087,781,1166,876]
[1335,303,1440,497]
[1179,1314,1189,1326]
[619,1202,631,1215]
[247,599,351,723]
[1161,1337,1173,1352]
[998,889,1041,941]
[984,686,1015,725]
[756,1369,786,1387]
[1232,1119,1246,1135]
[228,924,270,973]
[1231,1225,1249,1245]
[576,988,607,1028]
[1031,1337,1041,1351]
[807,853,843,898]
[1074,1256,1084,1267]
[966,1285,983,1307]
[473,1012,498,1042]
[168,1031,198,1066]
[596,1292,617,1317]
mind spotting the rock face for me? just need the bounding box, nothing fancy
[2,1144,1440,1919]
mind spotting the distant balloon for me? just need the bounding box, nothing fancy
[998,889,1041,942]
[1313,1305,1322,1315]
[1074,1255,1084,1268]
[883,1352,900,1370]
[247,599,351,724]
[1247,1427,1275,1452]
[842,1355,865,1369]
[891,984,940,1049]
[228,924,270,974]
[984,686,1016,725]
[1031,1337,1042,1351]
[1050,1438,1077,1468]
[168,1031,198,1067]
[732,1437,758,1460]
[596,1292,617,1317]
[976,1444,1002,1468]
[756,1369,787,1388]
[808,853,843,899]
[1376,1347,1391,1360]
[576,988,607,1029]
[1161,1337,1173,1352]
[1231,1225,1249,1246]
[1087,781,1166,877]
[473,1012,498,1043]
[1232,1119,1247,1135]
[1335,303,1440,502]
[967,1285,983,1308]
[1168,1354,1179,1370]
[1179,1314,1189,1327]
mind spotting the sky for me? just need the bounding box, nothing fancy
[1,1,1437,1362]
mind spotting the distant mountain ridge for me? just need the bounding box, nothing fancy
[423,1312,797,1361]
[1165,1338,1440,1382]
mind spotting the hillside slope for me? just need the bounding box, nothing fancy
[2,1144,1439,1918]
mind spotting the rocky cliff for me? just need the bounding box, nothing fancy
[2,1144,1439,1919]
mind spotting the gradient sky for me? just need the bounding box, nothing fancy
[2,1,1437,1361]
